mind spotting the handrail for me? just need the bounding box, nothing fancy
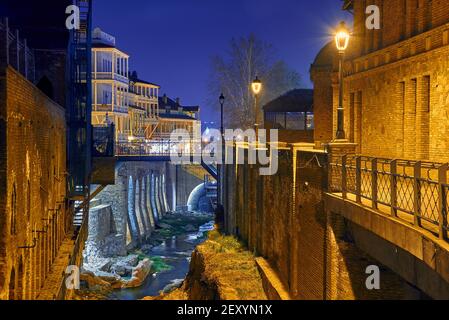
[329,155,449,241]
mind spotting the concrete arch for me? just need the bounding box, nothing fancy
[127,176,140,244]
[187,183,213,213]
[143,175,154,231]
[150,173,159,222]
[135,179,145,237]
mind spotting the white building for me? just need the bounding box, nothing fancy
[91,28,159,142]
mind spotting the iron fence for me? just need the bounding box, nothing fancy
[0,17,36,82]
[329,155,449,240]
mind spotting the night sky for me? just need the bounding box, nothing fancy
[93,0,352,124]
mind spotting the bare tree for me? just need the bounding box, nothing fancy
[209,34,301,129]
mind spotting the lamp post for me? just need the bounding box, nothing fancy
[219,93,225,141]
[218,94,225,209]
[335,21,350,140]
[251,76,262,133]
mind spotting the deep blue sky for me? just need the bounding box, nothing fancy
[93,0,352,124]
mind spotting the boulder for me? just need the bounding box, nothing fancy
[121,258,152,288]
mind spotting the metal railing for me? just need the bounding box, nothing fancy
[116,140,203,157]
[93,103,128,114]
[330,155,449,240]
[0,17,36,82]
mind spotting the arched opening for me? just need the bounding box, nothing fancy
[27,180,31,218]
[10,184,17,235]
[8,268,15,300]
[127,176,138,241]
[187,183,214,213]
[135,179,145,237]
[36,76,54,100]
[17,258,24,300]
[150,173,159,222]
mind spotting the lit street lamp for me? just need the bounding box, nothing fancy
[335,21,350,140]
[251,76,262,131]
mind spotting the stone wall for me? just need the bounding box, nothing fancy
[175,165,203,210]
[92,161,202,255]
[0,66,69,300]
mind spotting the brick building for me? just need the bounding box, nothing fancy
[312,0,449,161]
[0,0,89,300]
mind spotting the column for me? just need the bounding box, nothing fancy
[126,58,129,78]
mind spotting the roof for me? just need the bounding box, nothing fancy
[133,78,160,87]
[159,113,197,121]
[263,89,313,113]
[92,43,116,49]
[182,106,200,112]
[158,96,178,108]
[312,41,336,68]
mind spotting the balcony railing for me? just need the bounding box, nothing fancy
[93,71,129,83]
[93,103,128,114]
[330,155,449,240]
[116,140,202,157]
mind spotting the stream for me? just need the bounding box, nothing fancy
[110,221,214,300]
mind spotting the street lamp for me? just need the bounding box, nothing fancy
[251,76,262,131]
[335,21,350,140]
[217,94,225,211]
[219,93,225,138]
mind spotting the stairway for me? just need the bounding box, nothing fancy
[73,198,102,228]
[201,160,218,180]
[205,180,218,210]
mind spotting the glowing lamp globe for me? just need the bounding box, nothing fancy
[335,21,350,52]
[251,76,262,95]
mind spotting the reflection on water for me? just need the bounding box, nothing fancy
[111,221,214,300]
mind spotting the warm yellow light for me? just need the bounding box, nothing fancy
[335,21,350,52]
[251,76,262,95]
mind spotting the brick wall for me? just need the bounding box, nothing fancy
[224,144,431,299]
[0,66,67,300]
[311,1,449,161]
[351,0,449,57]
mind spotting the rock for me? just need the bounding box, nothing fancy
[141,244,153,252]
[99,259,113,272]
[110,264,128,277]
[184,224,196,232]
[80,271,113,291]
[158,223,172,229]
[121,258,153,288]
[162,279,184,294]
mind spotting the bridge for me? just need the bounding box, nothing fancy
[92,124,218,179]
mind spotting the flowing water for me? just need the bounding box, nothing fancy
[110,221,214,300]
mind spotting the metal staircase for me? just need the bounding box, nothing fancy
[67,0,92,200]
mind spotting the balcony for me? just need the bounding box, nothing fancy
[93,104,128,114]
[93,71,129,84]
